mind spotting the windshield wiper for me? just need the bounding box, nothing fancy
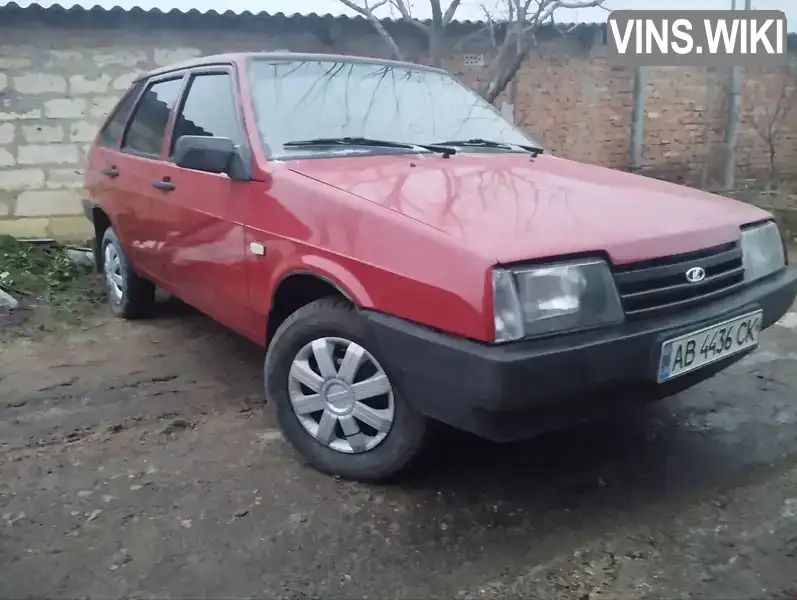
[283,137,455,156]
[433,138,543,156]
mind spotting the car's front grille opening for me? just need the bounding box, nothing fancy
[613,241,745,319]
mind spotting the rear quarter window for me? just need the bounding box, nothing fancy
[96,80,145,148]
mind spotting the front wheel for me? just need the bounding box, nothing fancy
[265,298,429,482]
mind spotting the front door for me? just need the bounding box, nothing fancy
[152,69,254,336]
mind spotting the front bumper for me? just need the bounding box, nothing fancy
[363,267,797,442]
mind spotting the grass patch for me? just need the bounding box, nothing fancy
[0,235,104,332]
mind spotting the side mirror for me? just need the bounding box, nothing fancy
[173,135,238,176]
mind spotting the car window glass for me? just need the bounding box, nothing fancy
[121,77,183,157]
[171,73,242,156]
[247,59,542,156]
[98,80,144,148]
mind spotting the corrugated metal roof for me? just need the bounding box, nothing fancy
[0,0,615,47]
[0,2,794,48]
[0,1,602,32]
[0,1,500,25]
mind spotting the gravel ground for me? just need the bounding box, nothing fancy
[1,298,797,599]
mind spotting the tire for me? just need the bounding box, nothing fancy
[100,227,155,319]
[265,297,429,482]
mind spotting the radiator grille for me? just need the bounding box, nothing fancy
[613,241,745,319]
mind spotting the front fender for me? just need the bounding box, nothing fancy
[269,254,373,309]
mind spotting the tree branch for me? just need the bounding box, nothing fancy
[746,65,796,180]
[532,0,606,30]
[442,0,462,26]
[390,0,430,32]
[429,0,444,27]
[338,0,406,61]
[476,0,608,102]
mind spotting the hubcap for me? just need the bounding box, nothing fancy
[103,244,124,302]
[288,337,395,454]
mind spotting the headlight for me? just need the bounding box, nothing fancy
[741,221,785,283]
[492,258,624,342]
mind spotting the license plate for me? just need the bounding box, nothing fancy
[657,310,762,383]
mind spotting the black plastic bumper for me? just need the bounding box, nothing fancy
[363,267,797,442]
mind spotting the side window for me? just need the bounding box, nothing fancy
[97,80,144,148]
[170,73,242,156]
[121,77,183,157]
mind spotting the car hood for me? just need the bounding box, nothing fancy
[288,153,771,266]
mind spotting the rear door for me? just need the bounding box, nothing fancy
[115,75,185,280]
[84,81,144,263]
[152,67,254,335]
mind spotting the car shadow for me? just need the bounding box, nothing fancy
[405,406,688,506]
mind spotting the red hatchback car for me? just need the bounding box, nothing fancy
[83,52,797,481]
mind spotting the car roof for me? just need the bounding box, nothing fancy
[136,52,448,82]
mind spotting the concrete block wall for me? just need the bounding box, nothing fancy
[0,39,146,240]
[0,19,795,241]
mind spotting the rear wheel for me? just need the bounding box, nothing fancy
[101,228,155,319]
[265,297,429,482]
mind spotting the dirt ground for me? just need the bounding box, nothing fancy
[2,296,797,599]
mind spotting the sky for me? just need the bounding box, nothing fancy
[3,0,795,29]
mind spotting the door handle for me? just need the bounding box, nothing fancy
[101,167,119,178]
[152,179,175,192]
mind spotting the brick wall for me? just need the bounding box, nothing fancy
[0,12,795,241]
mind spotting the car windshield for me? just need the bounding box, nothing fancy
[247,58,542,158]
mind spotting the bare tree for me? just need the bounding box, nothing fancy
[747,64,796,184]
[336,0,607,103]
[475,0,607,103]
[337,0,461,67]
